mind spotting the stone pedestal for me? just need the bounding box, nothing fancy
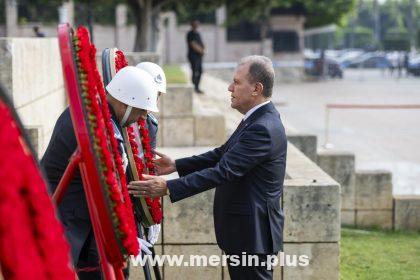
[287,134,317,162]
[156,143,341,280]
[283,243,339,280]
[317,150,356,226]
[355,171,393,229]
[394,195,420,231]
[158,84,226,147]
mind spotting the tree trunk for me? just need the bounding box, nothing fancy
[87,0,94,41]
[128,0,152,52]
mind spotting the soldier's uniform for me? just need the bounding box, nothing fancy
[41,105,127,280]
[146,113,158,150]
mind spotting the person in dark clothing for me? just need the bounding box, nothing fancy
[41,66,159,280]
[187,19,205,94]
[404,52,410,77]
[33,26,45,37]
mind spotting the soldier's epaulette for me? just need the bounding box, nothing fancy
[111,119,123,141]
[147,113,159,126]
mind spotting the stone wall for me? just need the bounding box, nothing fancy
[287,134,318,162]
[289,133,420,232]
[317,151,395,229]
[0,38,66,156]
[158,84,226,147]
[0,23,136,54]
[2,3,305,64]
[130,143,341,280]
[317,150,356,226]
[161,8,305,64]
[95,52,226,147]
[282,145,340,280]
[394,195,420,231]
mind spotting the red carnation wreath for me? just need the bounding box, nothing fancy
[73,27,139,256]
[138,119,163,223]
[0,90,75,279]
[113,50,163,225]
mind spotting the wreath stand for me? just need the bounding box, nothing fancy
[52,23,127,280]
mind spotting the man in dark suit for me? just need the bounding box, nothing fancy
[128,55,287,279]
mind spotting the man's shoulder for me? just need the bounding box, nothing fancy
[252,110,285,135]
[147,113,158,126]
[55,107,73,129]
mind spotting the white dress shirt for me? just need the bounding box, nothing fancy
[243,100,270,121]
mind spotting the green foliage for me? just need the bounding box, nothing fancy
[74,1,118,26]
[295,0,357,28]
[169,0,355,28]
[345,26,375,48]
[7,0,356,51]
[6,0,356,29]
[341,227,420,280]
[162,65,186,84]
[16,0,61,23]
[384,27,410,51]
[225,0,273,26]
[418,30,420,48]
[167,1,221,24]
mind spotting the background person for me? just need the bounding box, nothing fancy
[33,26,45,37]
[187,19,205,94]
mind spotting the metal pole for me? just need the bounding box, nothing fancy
[87,0,94,42]
[138,224,153,280]
[324,106,331,148]
[79,164,116,280]
[52,150,82,204]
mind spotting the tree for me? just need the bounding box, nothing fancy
[9,0,355,51]
[129,0,356,51]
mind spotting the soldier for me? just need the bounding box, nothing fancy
[136,62,167,150]
[135,62,167,249]
[41,66,159,280]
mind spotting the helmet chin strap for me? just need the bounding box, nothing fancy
[120,105,133,127]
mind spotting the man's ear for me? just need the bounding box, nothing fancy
[254,82,264,96]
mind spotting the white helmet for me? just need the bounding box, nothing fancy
[106,66,159,121]
[136,62,167,94]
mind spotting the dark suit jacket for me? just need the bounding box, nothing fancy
[167,102,287,254]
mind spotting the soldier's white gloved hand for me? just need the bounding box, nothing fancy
[137,238,152,255]
[147,224,161,245]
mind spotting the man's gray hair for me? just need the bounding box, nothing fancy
[238,55,275,98]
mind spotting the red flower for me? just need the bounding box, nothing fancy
[112,50,163,224]
[0,101,75,279]
[73,26,139,256]
[137,119,163,223]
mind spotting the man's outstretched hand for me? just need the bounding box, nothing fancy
[153,150,176,175]
[128,174,168,198]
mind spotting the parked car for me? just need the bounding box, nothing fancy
[336,49,364,68]
[347,53,391,69]
[304,55,343,79]
[407,56,420,76]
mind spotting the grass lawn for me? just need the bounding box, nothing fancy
[341,227,420,280]
[163,64,187,84]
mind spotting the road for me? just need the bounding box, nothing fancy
[272,69,420,195]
